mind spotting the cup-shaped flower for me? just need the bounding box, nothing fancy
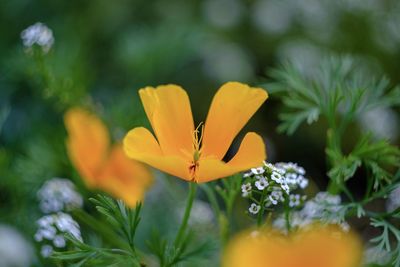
[223,224,362,267]
[64,108,153,207]
[123,82,268,183]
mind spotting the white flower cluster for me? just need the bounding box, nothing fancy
[386,184,400,212]
[242,162,309,215]
[363,246,392,266]
[34,212,82,258]
[301,192,342,220]
[34,178,83,258]
[273,191,349,231]
[37,178,83,213]
[20,22,54,52]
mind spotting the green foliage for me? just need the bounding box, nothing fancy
[146,183,214,267]
[370,218,400,267]
[52,234,137,267]
[90,196,142,252]
[266,56,400,191]
[147,230,213,267]
[24,45,90,107]
[267,56,400,267]
[327,133,400,189]
[200,174,242,245]
[1,1,400,265]
[52,195,143,267]
[0,104,10,133]
[267,56,400,135]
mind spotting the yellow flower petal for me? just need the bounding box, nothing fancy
[196,132,266,182]
[64,108,109,187]
[65,108,153,206]
[125,83,268,182]
[139,85,195,157]
[97,145,153,207]
[295,225,362,267]
[124,127,192,181]
[202,82,268,160]
[223,224,362,267]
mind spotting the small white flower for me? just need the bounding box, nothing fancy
[40,245,53,258]
[269,190,283,205]
[264,162,275,170]
[271,171,283,183]
[296,166,306,175]
[276,162,305,176]
[241,182,252,197]
[241,183,252,193]
[251,167,265,175]
[266,162,285,174]
[34,232,43,242]
[301,200,320,218]
[242,191,250,197]
[243,171,252,178]
[21,22,54,52]
[387,185,400,212]
[35,212,83,252]
[280,181,290,194]
[276,167,286,175]
[37,178,83,214]
[364,246,392,265]
[269,196,278,205]
[285,173,298,184]
[255,178,269,190]
[40,227,56,240]
[249,203,261,214]
[315,192,341,205]
[53,235,66,248]
[289,194,301,207]
[298,177,309,189]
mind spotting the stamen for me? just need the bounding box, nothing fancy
[189,122,204,182]
[193,122,204,152]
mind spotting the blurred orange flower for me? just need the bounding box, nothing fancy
[123,82,268,183]
[64,108,153,207]
[223,224,362,267]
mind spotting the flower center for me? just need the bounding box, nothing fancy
[189,122,204,181]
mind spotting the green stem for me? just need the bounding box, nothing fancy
[284,199,291,233]
[174,183,197,248]
[257,190,267,227]
[219,214,230,247]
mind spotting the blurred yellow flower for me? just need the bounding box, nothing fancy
[64,108,153,207]
[223,224,362,267]
[123,82,268,183]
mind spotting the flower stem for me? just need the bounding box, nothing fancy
[284,200,291,233]
[257,189,267,227]
[174,182,197,248]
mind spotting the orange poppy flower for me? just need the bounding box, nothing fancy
[64,108,153,207]
[123,82,267,183]
[223,224,362,267]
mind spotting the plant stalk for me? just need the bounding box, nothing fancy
[174,182,197,248]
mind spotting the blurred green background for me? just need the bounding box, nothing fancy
[1,0,399,266]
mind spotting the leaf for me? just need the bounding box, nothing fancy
[370,218,400,267]
[265,55,400,136]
